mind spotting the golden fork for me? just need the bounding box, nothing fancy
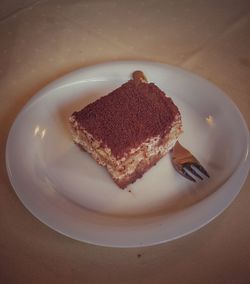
[171,141,210,182]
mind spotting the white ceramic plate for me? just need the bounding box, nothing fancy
[6,61,250,247]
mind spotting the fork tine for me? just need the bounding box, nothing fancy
[171,141,210,182]
[181,168,196,182]
[194,164,210,178]
[183,164,203,180]
[172,163,196,182]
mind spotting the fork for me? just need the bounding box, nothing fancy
[171,141,210,182]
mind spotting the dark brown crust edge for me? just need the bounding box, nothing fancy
[113,152,165,189]
[74,140,166,189]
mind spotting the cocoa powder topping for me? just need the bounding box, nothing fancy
[72,79,180,158]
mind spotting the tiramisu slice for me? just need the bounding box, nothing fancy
[69,71,182,188]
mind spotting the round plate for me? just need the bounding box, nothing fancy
[6,61,250,247]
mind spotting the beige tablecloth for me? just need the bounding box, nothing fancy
[0,0,249,283]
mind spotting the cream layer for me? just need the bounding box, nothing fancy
[69,115,182,181]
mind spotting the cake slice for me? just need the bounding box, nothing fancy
[69,71,182,188]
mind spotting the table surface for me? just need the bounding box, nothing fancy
[0,0,250,283]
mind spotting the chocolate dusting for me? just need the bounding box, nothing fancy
[72,79,180,158]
